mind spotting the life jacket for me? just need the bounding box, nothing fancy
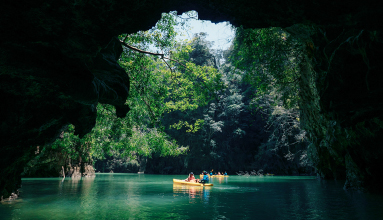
[203,175,209,182]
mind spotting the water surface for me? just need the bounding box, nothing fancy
[1,174,382,219]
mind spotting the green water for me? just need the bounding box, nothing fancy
[1,174,383,219]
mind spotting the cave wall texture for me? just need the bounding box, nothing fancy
[1,0,383,196]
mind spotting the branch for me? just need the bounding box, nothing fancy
[142,98,157,124]
[161,58,174,77]
[121,41,164,58]
[120,40,221,102]
[120,40,201,72]
[130,81,158,123]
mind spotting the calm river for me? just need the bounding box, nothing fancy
[1,174,383,219]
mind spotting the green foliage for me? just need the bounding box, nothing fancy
[121,11,178,53]
[152,36,269,173]
[188,33,216,67]
[49,12,224,168]
[231,27,302,109]
[51,124,83,160]
[120,23,223,131]
[170,119,205,133]
[230,26,312,174]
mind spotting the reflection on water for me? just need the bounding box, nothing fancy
[173,184,211,203]
[1,174,383,220]
[215,176,229,184]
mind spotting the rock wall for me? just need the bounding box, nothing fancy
[1,0,383,196]
[292,26,383,192]
[314,29,383,192]
[64,164,95,178]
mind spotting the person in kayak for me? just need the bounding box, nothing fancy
[185,172,197,182]
[199,171,209,183]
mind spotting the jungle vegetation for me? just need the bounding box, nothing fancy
[22,11,312,177]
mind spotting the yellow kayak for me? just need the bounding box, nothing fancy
[173,179,213,186]
[173,184,206,193]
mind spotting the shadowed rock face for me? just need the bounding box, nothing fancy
[1,0,382,196]
[306,28,383,193]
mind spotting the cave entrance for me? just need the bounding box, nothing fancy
[120,11,234,65]
[173,11,234,51]
[2,0,382,201]
[118,10,309,176]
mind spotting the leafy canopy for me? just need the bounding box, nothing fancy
[50,11,224,163]
[231,27,303,109]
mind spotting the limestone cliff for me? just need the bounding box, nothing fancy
[306,28,383,192]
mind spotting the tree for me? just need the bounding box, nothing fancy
[25,12,225,175]
[231,27,302,109]
[231,26,312,174]
[147,34,270,173]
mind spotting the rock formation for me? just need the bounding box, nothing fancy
[1,0,382,196]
